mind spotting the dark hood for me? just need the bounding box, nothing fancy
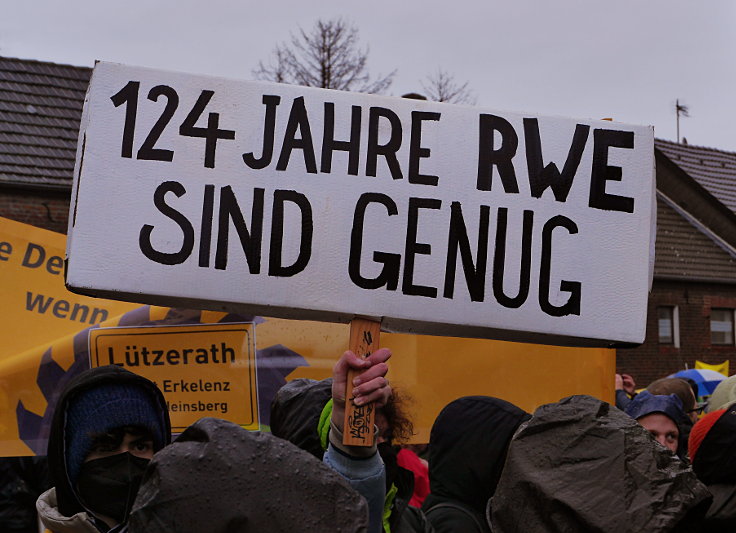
[693,407,736,485]
[46,365,171,518]
[625,390,687,429]
[269,378,332,459]
[625,390,691,459]
[425,396,530,515]
[129,417,368,532]
[492,395,711,533]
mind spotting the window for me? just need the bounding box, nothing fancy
[657,306,679,347]
[658,307,673,343]
[711,308,734,345]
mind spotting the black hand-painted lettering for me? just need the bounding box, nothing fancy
[215,186,264,273]
[243,95,281,169]
[179,90,236,169]
[366,107,403,180]
[321,103,361,175]
[198,184,215,268]
[539,215,581,316]
[589,129,636,213]
[493,208,533,308]
[110,81,140,158]
[276,97,317,173]
[444,202,489,302]
[477,114,519,193]
[137,85,178,162]
[409,111,440,186]
[349,193,401,290]
[139,181,194,265]
[403,197,441,298]
[268,189,313,277]
[363,331,373,345]
[524,119,589,201]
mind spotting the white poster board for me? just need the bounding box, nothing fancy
[66,62,655,346]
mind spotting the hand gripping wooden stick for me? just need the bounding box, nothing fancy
[343,318,381,446]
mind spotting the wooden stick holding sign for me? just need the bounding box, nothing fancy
[343,318,382,447]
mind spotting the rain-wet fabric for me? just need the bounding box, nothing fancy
[690,407,736,530]
[40,365,171,533]
[699,484,736,532]
[129,417,369,533]
[421,396,531,533]
[491,395,711,533]
[270,378,333,459]
[0,456,50,533]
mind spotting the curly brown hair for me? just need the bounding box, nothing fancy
[378,389,415,444]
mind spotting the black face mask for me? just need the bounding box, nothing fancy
[76,452,150,525]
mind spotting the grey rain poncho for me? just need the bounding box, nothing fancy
[491,395,711,533]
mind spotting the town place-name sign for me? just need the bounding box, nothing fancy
[66,62,655,347]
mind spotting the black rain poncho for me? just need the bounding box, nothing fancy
[129,417,368,533]
[491,395,711,533]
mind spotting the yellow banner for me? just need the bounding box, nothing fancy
[0,216,138,357]
[254,318,616,443]
[89,324,258,431]
[695,359,730,376]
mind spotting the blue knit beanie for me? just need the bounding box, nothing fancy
[65,383,166,486]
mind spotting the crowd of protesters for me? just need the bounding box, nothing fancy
[4,361,736,532]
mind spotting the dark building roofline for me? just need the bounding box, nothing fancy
[0,55,90,190]
[656,137,736,159]
[655,147,736,250]
[0,180,71,193]
[657,191,736,259]
[0,55,92,79]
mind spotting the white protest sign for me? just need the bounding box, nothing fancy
[66,62,655,346]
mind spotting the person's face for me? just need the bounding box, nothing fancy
[638,413,679,453]
[85,431,154,463]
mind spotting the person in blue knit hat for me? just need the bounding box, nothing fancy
[37,365,171,533]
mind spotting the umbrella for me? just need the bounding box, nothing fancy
[669,368,727,396]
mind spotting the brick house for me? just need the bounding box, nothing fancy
[3,56,736,386]
[616,140,736,384]
[0,56,89,233]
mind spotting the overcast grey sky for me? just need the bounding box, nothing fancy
[2,0,735,150]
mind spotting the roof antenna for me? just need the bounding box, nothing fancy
[676,99,689,143]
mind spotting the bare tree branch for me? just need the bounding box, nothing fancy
[253,18,394,94]
[421,69,477,105]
